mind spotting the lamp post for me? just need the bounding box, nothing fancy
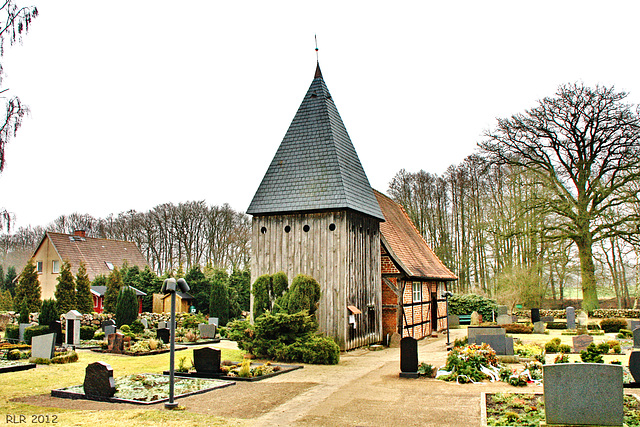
[161,277,190,410]
[442,290,453,350]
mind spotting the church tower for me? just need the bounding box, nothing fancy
[248,63,384,350]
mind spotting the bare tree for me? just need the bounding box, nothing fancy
[481,83,640,311]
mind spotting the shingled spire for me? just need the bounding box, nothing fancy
[247,63,384,221]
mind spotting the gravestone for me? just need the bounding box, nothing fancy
[140,318,148,329]
[107,332,124,354]
[49,321,63,346]
[576,310,588,327]
[634,328,640,348]
[104,325,116,340]
[399,337,419,378]
[193,347,221,374]
[65,310,82,346]
[497,305,508,316]
[496,314,512,325]
[530,308,540,324]
[101,319,116,332]
[572,334,593,353]
[540,316,554,323]
[470,334,514,355]
[157,328,170,344]
[543,363,623,426]
[83,361,116,398]
[198,323,217,339]
[467,326,505,342]
[533,321,545,334]
[629,319,640,332]
[511,314,518,323]
[566,306,575,329]
[158,321,167,329]
[208,317,219,326]
[447,314,459,328]
[31,333,56,360]
[388,332,402,348]
[470,311,481,326]
[630,351,640,383]
[18,323,31,343]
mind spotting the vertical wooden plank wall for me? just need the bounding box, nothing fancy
[251,210,381,350]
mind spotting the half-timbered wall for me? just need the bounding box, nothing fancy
[251,210,381,350]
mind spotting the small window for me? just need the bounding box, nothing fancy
[412,282,422,302]
[105,261,114,271]
[260,227,267,234]
[303,225,310,232]
[36,261,43,274]
[329,223,336,231]
[284,225,291,233]
[52,260,60,274]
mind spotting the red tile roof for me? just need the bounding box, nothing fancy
[374,190,457,281]
[35,232,150,280]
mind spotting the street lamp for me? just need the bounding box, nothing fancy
[441,290,454,350]
[161,277,190,410]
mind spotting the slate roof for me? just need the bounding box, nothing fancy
[247,63,384,221]
[34,232,150,280]
[374,190,457,281]
[91,285,147,297]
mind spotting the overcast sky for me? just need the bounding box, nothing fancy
[1,1,639,230]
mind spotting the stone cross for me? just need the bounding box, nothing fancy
[83,362,116,398]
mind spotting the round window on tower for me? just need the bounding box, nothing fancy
[303,225,310,232]
[329,223,336,231]
[261,227,267,234]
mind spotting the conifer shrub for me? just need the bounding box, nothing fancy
[209,278,230,325]
[501,323,533,334]
[115,285,139,328]
[80,325,97,340]
[5,325,19,341]
[284,274,321,315]
[54,261,76,314]
[39,298,58,326]
[600,318,627,333]
[130,319,145,335]
[75,263,94,314]
[15,260,41,314]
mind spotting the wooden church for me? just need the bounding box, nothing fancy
[248,62,456,350]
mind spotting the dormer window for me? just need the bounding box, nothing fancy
[105,261,114,271]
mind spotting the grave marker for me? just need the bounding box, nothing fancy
[566,306,575,329]
[470,334,514,355]
[467,326,505,342]
[18,323,30,343]
[530,308,540,323]
[101,319,116,332]
[31,333,56,360]
[140,318,148,329]
[399,337,419,378]
[543,363,623,426]
[629,319,640,332]
[634,328,640,348]
[497,305,508,316]
[208,317,218,326]
[107,332,124,354]
[158,321,167,329]
[157,328,170,344]
[104,325,116,340]
[65,310,82,346]
[572,334,593,353]
[533,321,545,334]
[470,311,480,326]
[83,362,116,398]
[629,351,640,383]
[198,323,217,339]
[496,314,512,325]
[576,310,588,327]
[49,321,63,346]
[193,347,221,374]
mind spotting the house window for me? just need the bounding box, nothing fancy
[36,261,43,274]
[412,282,422,302]
[52,260,60,274]
[105,261,114,271]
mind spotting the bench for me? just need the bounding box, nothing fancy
[458,315,471,325]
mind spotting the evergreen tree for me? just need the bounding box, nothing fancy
[137,266,159,313]
[104,267,122,314]
[54,261,76,313]
[284,274,321,315]
[115,285,138,328]
[209,273,229,325]
[4,266,16,296]
[185,265,210,313]
[228,268,251,314]
[14,260,41,313]
[75,263,93,314]
[0,264,4,289]
[39,298,58,326]
[0,289,12,311]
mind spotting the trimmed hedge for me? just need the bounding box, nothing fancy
[501,323,533,334]
[546,322,567,330]
[600,318,627,333]
[24,325,51,345]
[80,325,97,341]
[5,324,19,341]
[448,294,498,321]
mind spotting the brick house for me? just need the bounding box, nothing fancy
[374,190,457,340]
[29,230,149,313]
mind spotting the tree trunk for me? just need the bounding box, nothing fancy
[576,238,598,311]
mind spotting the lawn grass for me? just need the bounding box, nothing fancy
[0,345,246,426]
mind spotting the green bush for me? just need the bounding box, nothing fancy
[51,351,79,364]
[115,286,138,328]
[24,325,51,345]
[580,342,605,363]
[182,313,206,330]
[94,331,105,340]
[600,318,627,333]
[130,319,145,335]
[617,328,633,339]
[545,337,561,353]
[5,324,19,341]
[7,349,22,360]
[546,322,567,330]
[39,299,58,326]
[275,334,340,365]
[448,294,498,321]
[80,325,96,341]
[558,344,571,353]
[501,323,533,334]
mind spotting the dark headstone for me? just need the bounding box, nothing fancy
[157,328,170,344]
[83,362,116,398]
[31,333,56,360]
[49,321,63,346]
[66,319,75,345]
[193,347,221,374]
[543,363,623,426]
[634,328,640,349]
[566,306,576,329]
[630,320,640,333]
[101,319,116,332]
[530,308,540,323]
[572,334,593,353]
[630,351,640,383]
[400,337,418,377]
[107,332,124,354]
